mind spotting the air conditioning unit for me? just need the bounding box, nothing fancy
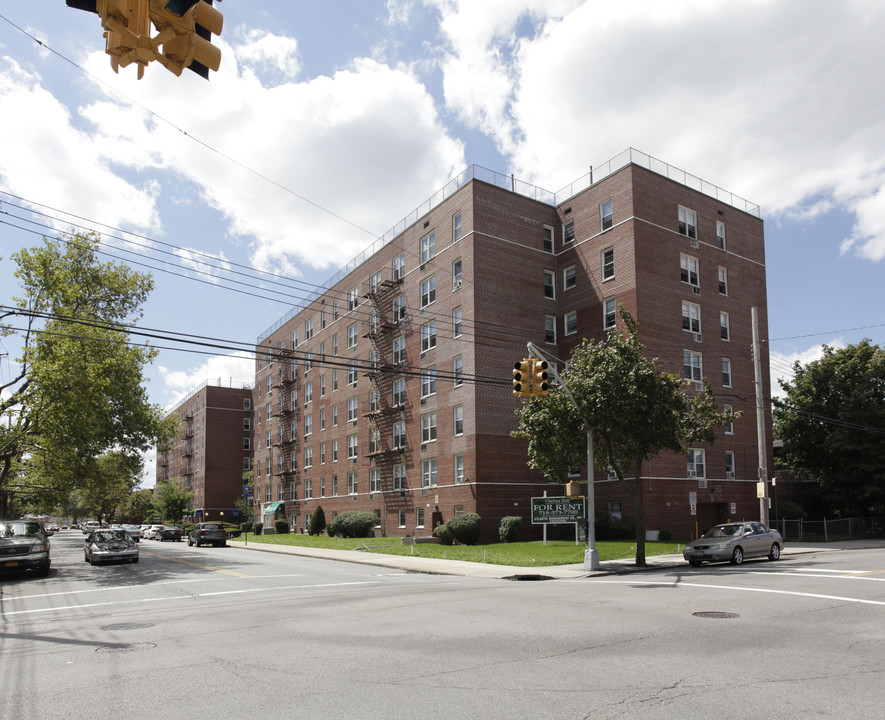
[698,478,708,489]
[693,333,703,343]
[453,280,462,290]
[694,381,704,392]
[419,263,426,271]
[687,470,697,479]
[692,286,701,295]
[690,237,699,248]
[726,471,735,479]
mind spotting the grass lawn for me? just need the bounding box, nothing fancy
[229,532,685,567]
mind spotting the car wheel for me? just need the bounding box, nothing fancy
[132,557,139,563]
[194,540,200,547]
[768,543,781,561]
[689,560,702,567]
[38,559,50,576]
[730,547,744,565]
[187,537,193,546]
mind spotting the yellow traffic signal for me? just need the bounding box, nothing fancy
[513,359,532,397]
[532,359,549,396]
[149,0,223,78]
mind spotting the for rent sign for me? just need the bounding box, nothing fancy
[531,496,586,524]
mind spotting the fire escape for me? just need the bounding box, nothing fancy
[272,351,299,503]
[182,412,194,491]
[362,272,410,511]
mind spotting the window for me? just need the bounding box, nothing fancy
[370,467,380,493]
[452,306,463,337]
[304,382,313,405]
[332,335,339,355]
[265,430,272,450]
[393,463,406,491]
[682,301,701,334]
[319,375,326,397]
[347,287,359,312]
[687,448,706,478]
[332,370,339,391]
[369,269,382,291]
[416,508,425,528]
[393,252,405,281]
[393,421,406,449]
[680,254,700,288]
[564,311,577,336]
[678,206,697,239]
[722,357,732,387]
[544,270,555,299]
[724,404,734,434]
[243,437,251,450]
[347,322,358,349]
[320,442,326,464]
[602,247,615,281]
[421,277,436,307]
[563,265,577,290]
[720,311,730,341]
[725,450,735,478]
[304,446,313,469]
[421,321,437,353]
[718,266,728,295]
[347,361,358,387]
[346,396,358,422]
[393,378,406,408]
[368,428,380,455]
[453,405,464,436]
[291,329,298,348]
[332,439,338,462]
[305,317,314,340]
[332,474,338,495]
[543,225,554,253]
[332,301,339,321]
[716,221,726,250]
[601,200,613,231]
[422,458,438,487]
[420,231,435,264]
[452,258,462,290]
[545,315,556,344]
[454,454,465,483]
[421,368,437,398]
[421,413,437,444]
[608,501,622,519]
[563,219,575,244]
[243,398,251,410]
[321,309,327,330]
[243,418,251,431]
[453,355,463,386]
[603,297,617,329]
[398,509,406,528]
[305,478,312,499]
[683,350,703,382]
[452,212,462,243]
[346,433,358,459]
[393,336,406,365]
[347,471,357,495]
[392,294,406,324]
[320,477,326,497]
[368,389,379,413]
[242,457,251,471]
[304,413,313,436]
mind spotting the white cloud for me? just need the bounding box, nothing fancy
[233,28,301,81]
[432,0,885,262]
[159,351,254,410]
[769,339,846,399]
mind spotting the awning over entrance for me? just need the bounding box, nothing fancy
[263,502,285,514]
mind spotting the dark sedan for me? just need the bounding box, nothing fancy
[0,520,51,576]
[188,522,227,548]
[157,525,183,542]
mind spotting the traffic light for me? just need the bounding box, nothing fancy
[532,359,549,396]
[513,359,532,397]
[149,0,223,78]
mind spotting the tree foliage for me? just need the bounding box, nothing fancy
[152,480,193,524]
[514,311,733,565]
[0,233,175,514]
[774,340,885,516]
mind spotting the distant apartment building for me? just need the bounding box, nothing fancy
[156,381,253,522]
[251,149,772,541]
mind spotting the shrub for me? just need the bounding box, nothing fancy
[274,519,290,534]
[774,499,807,521]
[499,515,522,543]
[595,510,633,541]
[658,529,672,542]
[327,511,377,538]
[433,523,454,545]
[239,522,252,533]
[446,512,481,545]
[309,506,327,536]
[252,522,264,535]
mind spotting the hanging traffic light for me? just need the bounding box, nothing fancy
[532,359,549,396]
[149,0,223,78]
[513,359,532,397]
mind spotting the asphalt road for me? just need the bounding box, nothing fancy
[1,531,883,719]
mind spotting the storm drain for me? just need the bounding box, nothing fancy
[504,574,555,581]
[96,642,156,654]
[692,611,740,619]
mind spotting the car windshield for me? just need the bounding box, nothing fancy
[93,530,130,541]
[703,524,744,538]
[202,524,223,530]
[0,521,43,538]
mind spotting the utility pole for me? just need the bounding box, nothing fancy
[751,307,770,525]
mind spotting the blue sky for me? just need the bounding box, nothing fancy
[2,0,884,484]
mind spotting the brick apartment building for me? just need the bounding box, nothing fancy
[251,149,772,542]
[156,381,253,522]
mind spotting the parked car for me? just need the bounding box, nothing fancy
[0,520,51,576]
[84,529,139,565]
[122,524,142,542]
[683,522,783,567]
[145,524,164,540]
[44,522,59,534]
[188,522,227,548]
[156,526,182,542]
[82,520,101,534]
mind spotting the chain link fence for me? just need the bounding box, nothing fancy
[776,517,884,542]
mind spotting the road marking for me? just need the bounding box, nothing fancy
[574,579,885,606]
[1,581,382,616]
[139,549,252,577]
[749,571,885,582]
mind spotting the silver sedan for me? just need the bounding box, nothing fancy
[683,522,783,567]
[84,530,139,565]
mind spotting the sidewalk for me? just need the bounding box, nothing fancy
[228,539,882,580]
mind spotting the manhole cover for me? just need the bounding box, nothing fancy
[96,642,156,654]
[100,622,155,631]
[692,611,740,619]
[504,574,554,581]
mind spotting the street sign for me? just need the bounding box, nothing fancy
[531,496,586,524]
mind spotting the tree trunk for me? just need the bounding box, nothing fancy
[632,459,647,566]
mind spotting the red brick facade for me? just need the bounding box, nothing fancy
[250,156,771,542]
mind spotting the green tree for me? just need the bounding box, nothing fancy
[0,232,175,514]
[125,487,157,522]
[152,481,193,524]
[774,340,885,516]
[233,470,254,522]
[514,312,733,566]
